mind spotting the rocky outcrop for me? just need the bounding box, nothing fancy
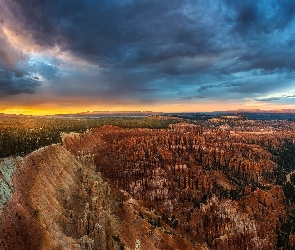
[0,157,22,214]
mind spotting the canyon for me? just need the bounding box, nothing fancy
[1,119,295,249]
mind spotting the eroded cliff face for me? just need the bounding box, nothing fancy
[0,132,204,250]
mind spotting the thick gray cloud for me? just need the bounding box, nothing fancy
[2,0,225,66]
[0,0,294,106]
[0,26,41,95]
[0,68,40,95]
[225,0,295,36]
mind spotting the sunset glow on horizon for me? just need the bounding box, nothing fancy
[1,102,295,116]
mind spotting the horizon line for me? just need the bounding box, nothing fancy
[1,108,295,117]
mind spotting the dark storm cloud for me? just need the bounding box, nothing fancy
[218,1,295,78]
[3,0,222,67]
[0,25,41,95]
[255,95,295,105]
[238,51,295,72]
[0,0,295,104]
[0,68,40,95]
[225,0,295,35]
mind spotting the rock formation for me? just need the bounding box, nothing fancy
[1,121,295,249]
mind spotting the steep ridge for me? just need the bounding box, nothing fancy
[0,145,82,249]
[0,133,204,249]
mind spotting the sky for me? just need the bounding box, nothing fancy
[0,0,295,115]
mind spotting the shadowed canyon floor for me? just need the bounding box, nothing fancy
[1,120,295,249]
